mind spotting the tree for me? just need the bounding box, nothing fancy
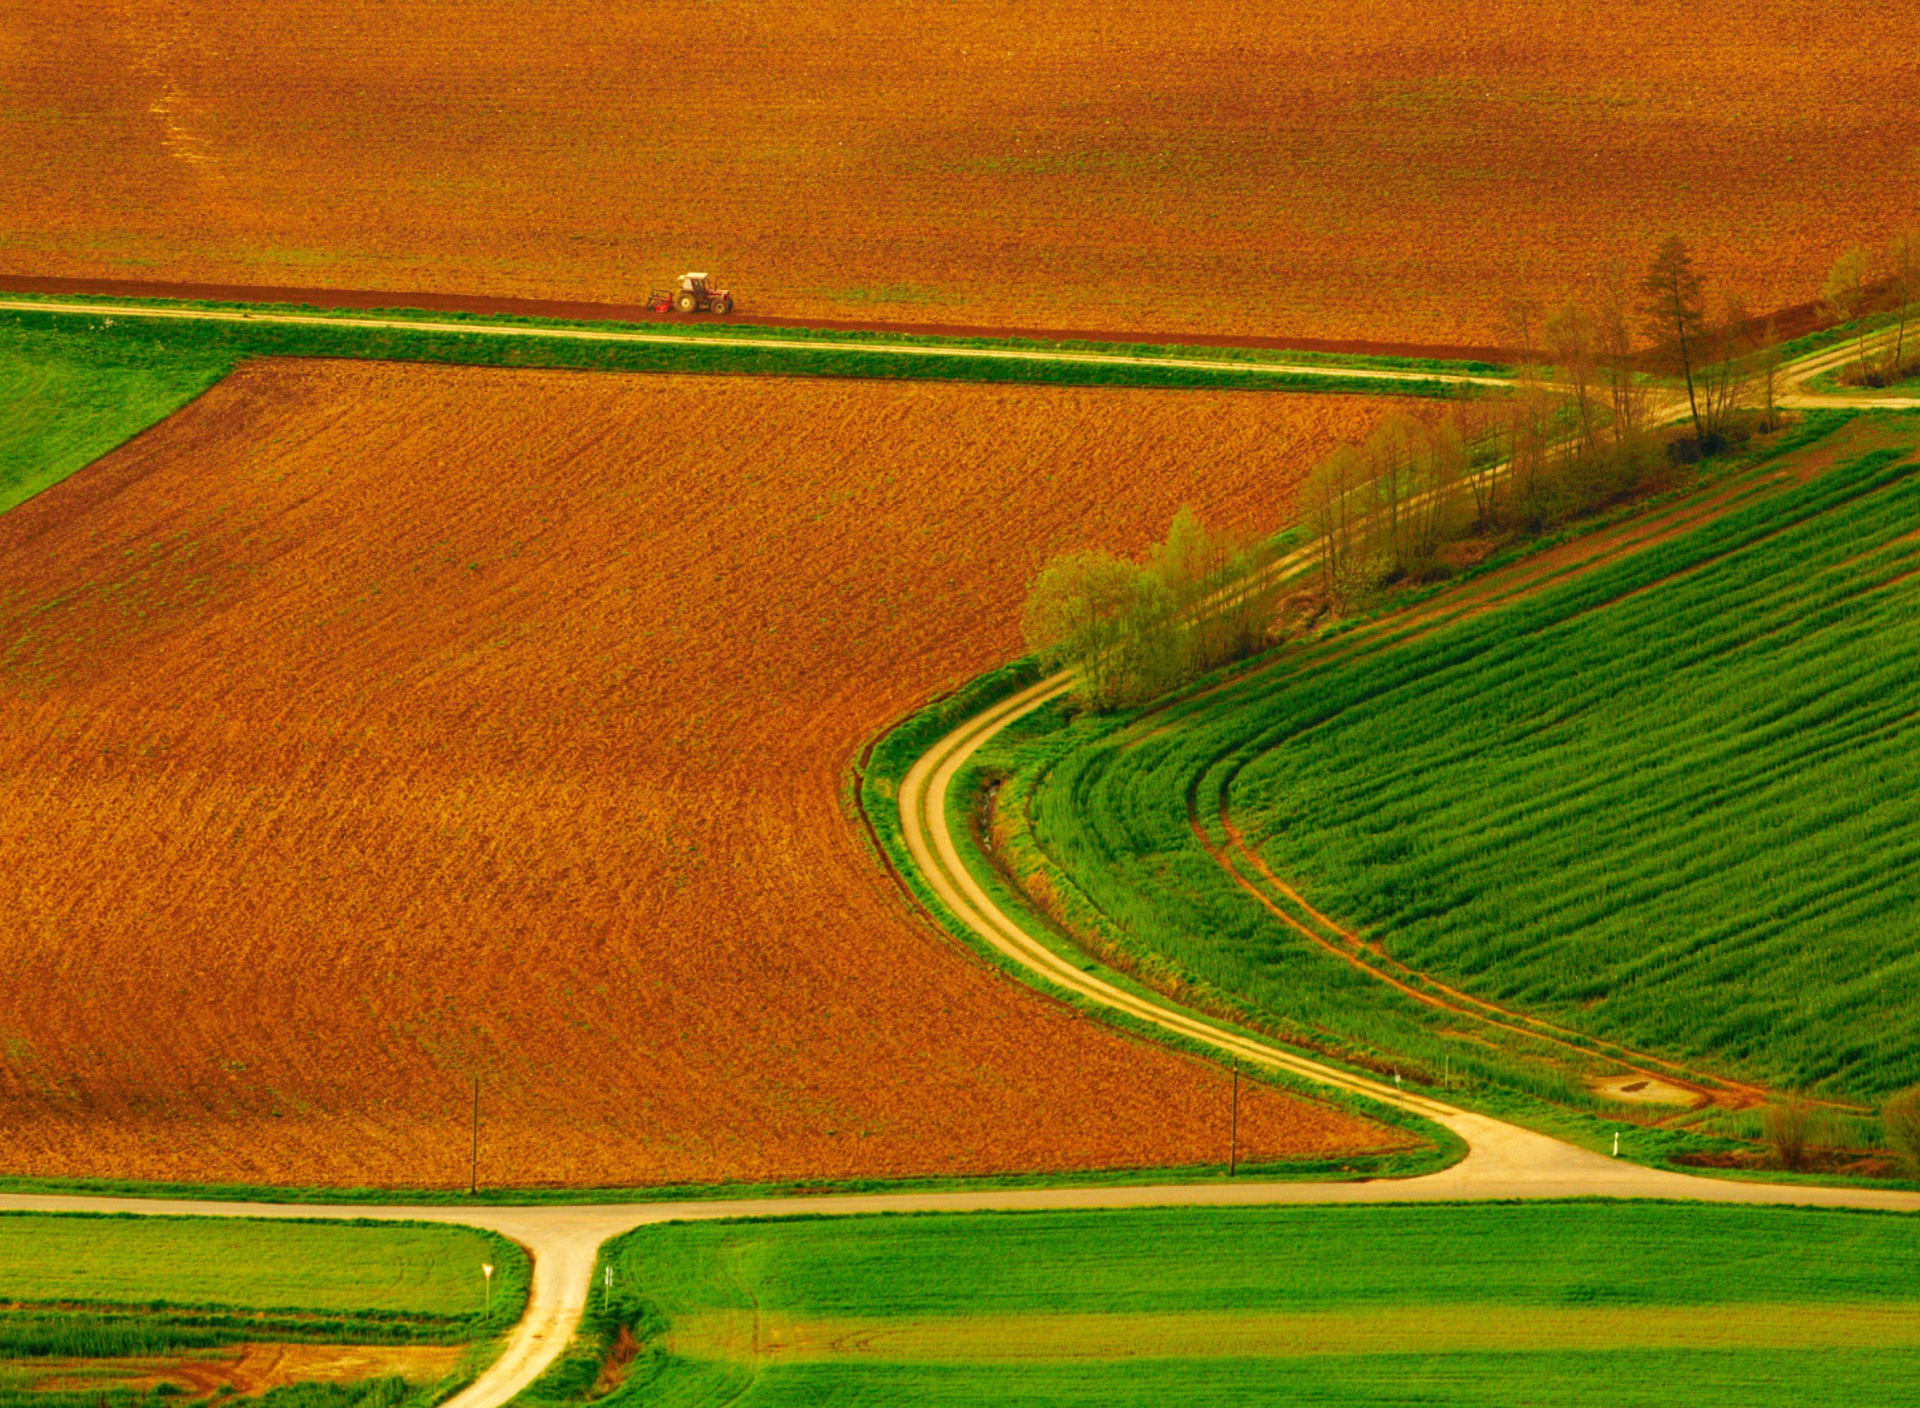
[1762,1096,1815,1171]
[1821,247,1873,374]
[1545,299,1601,456]
[1639,236,1708,444]
[1696,289,1752,443]
[1021,550,1176,709]
[1890,229,1918,371]
[1747,313,1783,433]
[1885,1087,1920,1171]
[1149,507,1263,676]
[1363,414,1421,578]
[1305,445,1364,603]
[1595,266,1645,446]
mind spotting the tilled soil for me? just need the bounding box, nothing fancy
[4,0,1915,344]
[0,358,1402,1187]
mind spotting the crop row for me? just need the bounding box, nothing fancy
[1025,416,1920,1100]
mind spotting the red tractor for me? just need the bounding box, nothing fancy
[647,272,733,315]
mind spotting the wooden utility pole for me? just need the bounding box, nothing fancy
[469,1076,480,1196]
[1229,1067,1240,1177]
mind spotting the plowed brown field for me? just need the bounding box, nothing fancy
[0,359,1400,1187]
[5,1,1914,344]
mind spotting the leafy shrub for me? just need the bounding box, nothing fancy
[1763,1098,1816,1171]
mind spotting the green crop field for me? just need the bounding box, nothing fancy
[0,325,233,515]
[0,1213,526,1369]
[0,1214,519,1321]
[538,1201,1920,1407]
[1004,413,1920,1118]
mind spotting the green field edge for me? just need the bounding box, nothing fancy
[0,289,1516,378]
[0,1211,530,1335]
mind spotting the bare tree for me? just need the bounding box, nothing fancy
[1747,313,1783,433]
[1596,266,1645,446]
[1822,247,1874,374]
[1501,295,1545,367]
[1305,446,1364,604]
[1545,300,1601,456]
[1696,290,1752,443]
[1890,230,1918,372]
[1639,236,1709,444]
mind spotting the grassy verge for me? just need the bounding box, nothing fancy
[523,1199,1920,1408]
[0,302,1474,404]
[0,290,1515,378]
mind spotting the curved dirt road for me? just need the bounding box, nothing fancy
[895,666,1920,1212]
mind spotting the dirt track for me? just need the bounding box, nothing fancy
[0,297,1515,391]
[0,275,1524,363]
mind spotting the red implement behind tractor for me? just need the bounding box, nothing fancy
[646,272,733,315]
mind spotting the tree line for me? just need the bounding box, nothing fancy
[1306,232,1855,606]
[1024,229,1919,706]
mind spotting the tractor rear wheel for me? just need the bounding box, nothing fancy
[675,291,697,313]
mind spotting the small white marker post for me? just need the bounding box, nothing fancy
[1394,1070,1402,1091]
[604,1264,614,1308]
[1613,1131,1620,1158]
[482,1262,495,1313]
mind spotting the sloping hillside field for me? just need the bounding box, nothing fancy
[1025,414,1920,1102]
[0,358,1401,1187]
[4,0,1915,343]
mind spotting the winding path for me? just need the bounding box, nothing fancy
[896,667,1920,1216]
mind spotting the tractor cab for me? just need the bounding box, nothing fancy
[648,272,733,315]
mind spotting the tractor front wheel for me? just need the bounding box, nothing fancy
[712,297,733,316]
[675,291,697,313]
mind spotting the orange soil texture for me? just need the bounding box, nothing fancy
[0,360,1400,1187]
[5,1,1916,345]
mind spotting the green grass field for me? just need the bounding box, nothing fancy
[0,325,232,514]
[0,1213,527,1359]
[534,1201,1920,1406]
[1010,413,1920,1113]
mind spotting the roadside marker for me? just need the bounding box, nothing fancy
[1613,1131,1620,1158]
[483,1262,495,1312]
